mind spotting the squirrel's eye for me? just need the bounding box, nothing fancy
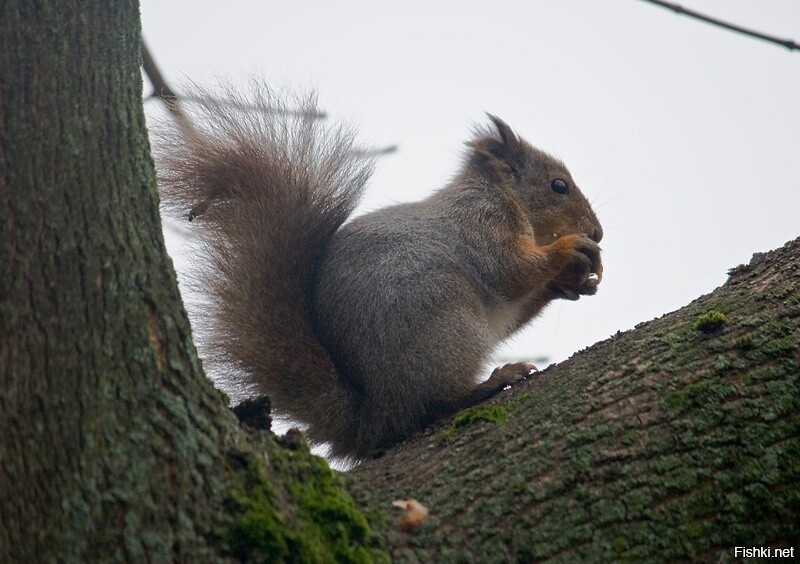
[551,179,569,195]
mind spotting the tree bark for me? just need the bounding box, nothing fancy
[350,236,800,561]
[0,2,233,560]
[0,3,384,562]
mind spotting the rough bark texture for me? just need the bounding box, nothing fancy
[0,2,232,559]
[351,236,800,561]
[0,3,384,562]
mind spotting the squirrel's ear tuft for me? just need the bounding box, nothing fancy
[487,114,519,149]
[467,114,524,182]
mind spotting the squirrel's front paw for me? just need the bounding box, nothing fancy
[547,234,603,300]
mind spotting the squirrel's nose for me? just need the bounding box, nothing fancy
[585,223,603,243]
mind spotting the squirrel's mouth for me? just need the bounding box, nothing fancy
[548,272,600,301]
[548,284,581,301]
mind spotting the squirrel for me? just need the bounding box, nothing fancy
[156,84,603,460]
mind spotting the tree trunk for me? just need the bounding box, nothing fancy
[0,3,384,562]
[0,2,231,560]
[351,236,800,561]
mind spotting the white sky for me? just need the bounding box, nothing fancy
[142,1,800,372]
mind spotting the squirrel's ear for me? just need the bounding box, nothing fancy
[467,114,524,182]
[487,114,519,150]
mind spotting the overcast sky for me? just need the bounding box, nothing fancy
[141,1,800,375]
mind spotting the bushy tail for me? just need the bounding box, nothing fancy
[154,83,372,454]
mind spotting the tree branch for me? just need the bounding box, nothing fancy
[141,42,397,155]
[640,0,799,52]
[141,40,199,138]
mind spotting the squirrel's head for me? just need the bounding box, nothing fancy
[466,115,603,246]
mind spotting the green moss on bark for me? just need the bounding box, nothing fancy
[222,433,388,563]
[694,310,727,333]
[438,404,509,442]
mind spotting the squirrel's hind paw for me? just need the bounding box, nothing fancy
[488,362,538,391]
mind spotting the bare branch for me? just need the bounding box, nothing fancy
[141,40,199,138]
[352,145,398,157]
[141,41,327,122]
[640,0,799,52]
[179,93,327,119]
[141,42,397,169]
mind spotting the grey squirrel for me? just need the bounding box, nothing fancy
[157,85,603,460]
